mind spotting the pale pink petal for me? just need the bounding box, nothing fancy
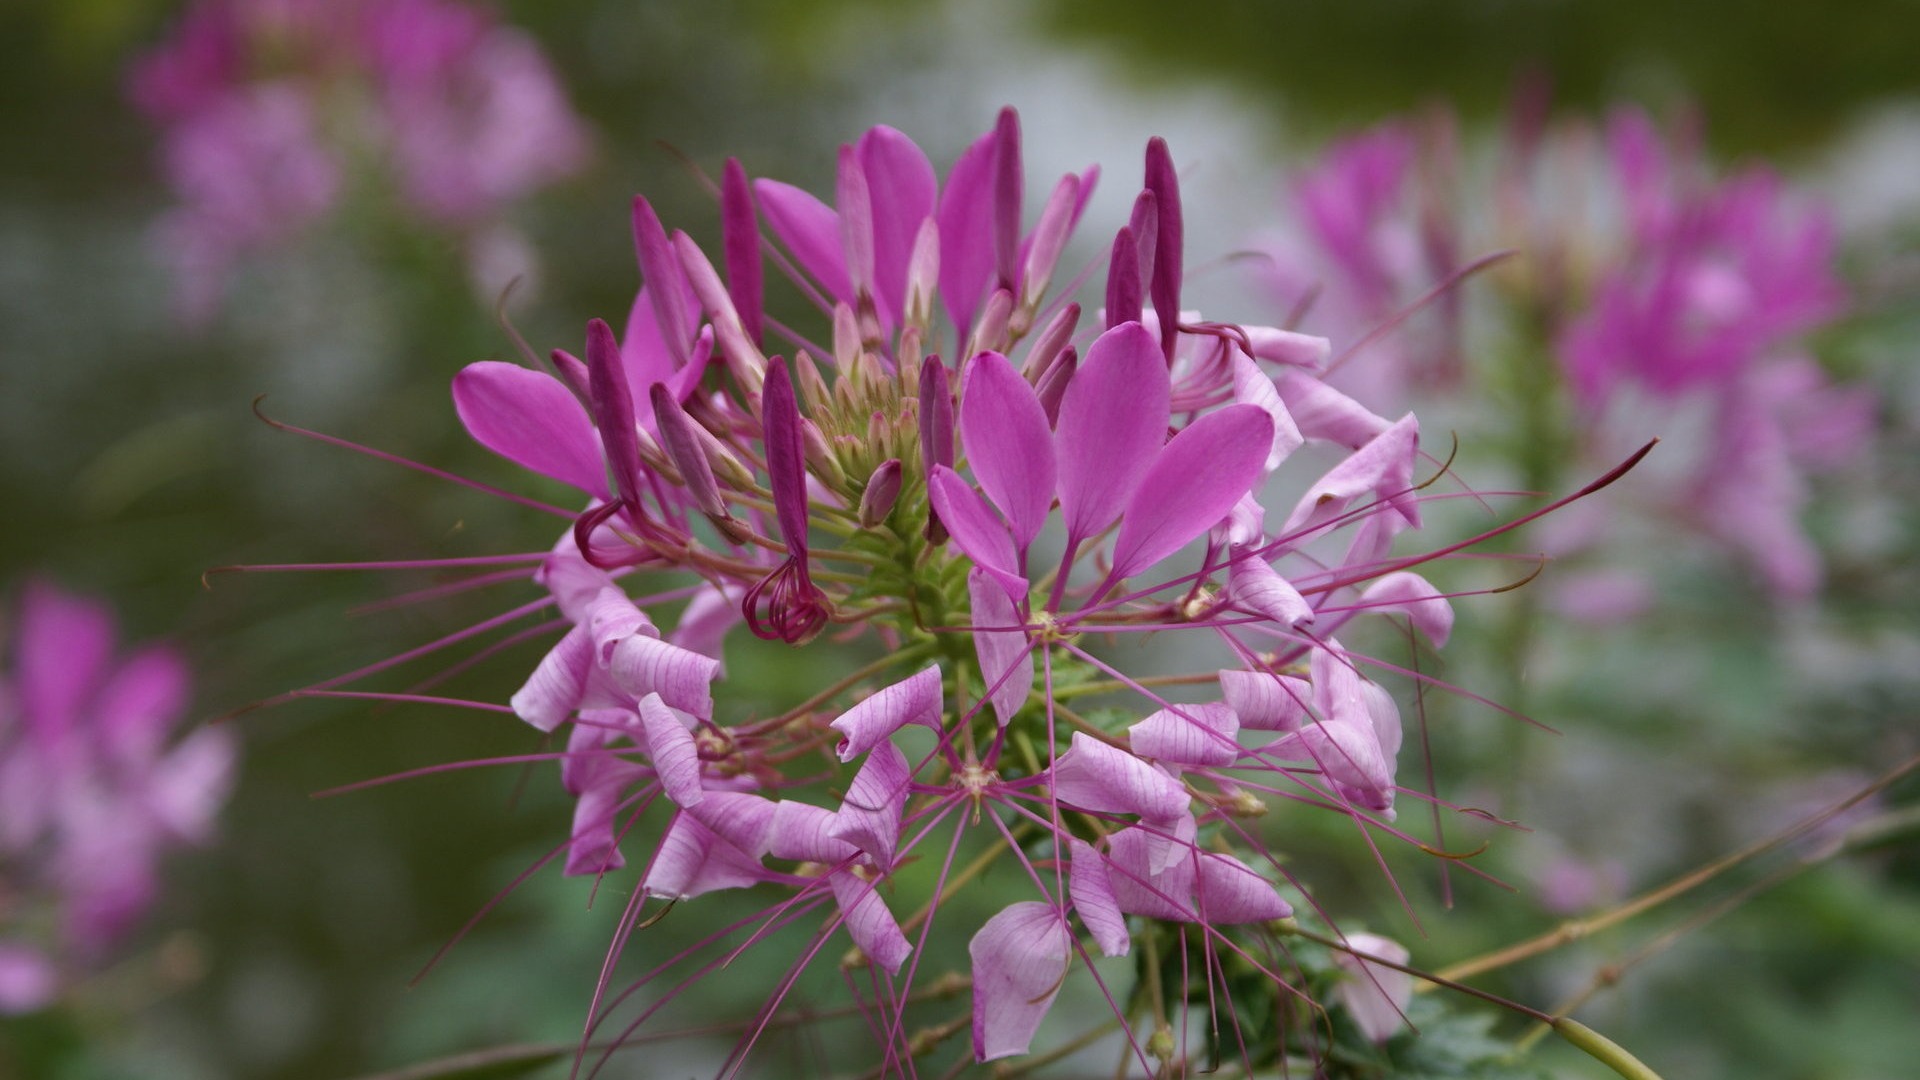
[535,545,616,622]
[1357,571,1452,647]
[1049,732,1189,822]
[581,585,658,664]
[1280,413,1421,537]
[830,872,911,975]
[509,624,593,732]
[606,634,720,719]
[1068,838,1130,957]
[567,781,633,876]
[829,741,909,867]
[769,800,858,864]
[0,944,56,1015]
[828,665,943,762]
[1273,369,1390,449]
[1111,405,1275,581]
[1333,933,1412,1043]
[637,693,702,808]
[970,901,1071,1061]
[968,568,1033,727]
[1219,669,1310,732]
[1054,322,1170,544]
[452,361,608,497]
[642,812,768,897]
[1104,823,1196,920]
[1360,680,1403,763]
[1193,851,1292,923]
[1231,353,1304,471]
[1212,493,1266,549]
[1227,549,1315,628]
[668,581,740,673]
[1244,325,1333,368]
[753,178,851,302]
[147,726,236,843]
[927,465,1025,598]
[685,790,777,857]
[857,125,937,326]
[960,351,1056,550]
[1127,702,1239,768]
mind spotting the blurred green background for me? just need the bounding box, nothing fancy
[2,0,1917,1076]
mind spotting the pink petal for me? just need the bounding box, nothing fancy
[637,692,703,808]
[1193,850,1292,923]
[0,944,56,1015]
[668,581,741,674]
[1243,325,1333,368]
[147,726,236,843]
[1273,369,1390,449]
[1356,571,1452,647]
[1110,405,1275,581]
[753,178,851,303]
[830,872,912,975]
[1049,732,1189,823]
[970,901,1071,1062]
[1128,702,1240,768]
[968,568,1033,727]
[1104,225,1142,329]
[580,585,658,664]
[567,781,633,876]
[17,581,116,741]
[1218,669,1310,732]
[1144,137,1185,361]
[453,361,607,498]
[1227,549,1315,628]
[1333,933,1413,1043]
[1361,680,1403,763]
[937,123,999,337]
[769,800,858,864]
[94,645,190,760]
[631,196,696,370]
[720,158,764,346]
[1230,353,1304,471]
[835,145,877,298]
[606,634,720,720]
[828,665,943,762]
[1054,322,1170,543]
[960,351,1056,551]
[1280,412,1421,537]
[1067,838,1130,957]
[642,812,768,897]
[927,465,1025,599]
[1104,822,1196,919]
[510,624,593,732]
[686,790,777,857]
[829,740,910,867]
[857,125,937,326]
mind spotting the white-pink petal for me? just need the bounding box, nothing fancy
[828,665,943,762]
[970,901,1072,1062]
[1333,933,1413,1043]
[1219,669,1311,732]
[1357,571,1453,647]
[968,568,1032,727]
[1227,548,1315,628]
[830,873,912,975]
[606,634,721,720]
[829,740,909,868]
[1049,732,1189,823]
[637,693,703,808]
[1127,702,1240,768]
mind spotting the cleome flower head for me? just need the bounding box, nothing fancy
[257,107,1652,1076]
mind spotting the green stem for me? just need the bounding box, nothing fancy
[1552,1018,1666,1080]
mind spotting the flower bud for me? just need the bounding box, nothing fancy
[801,418,846,490]
[858,458,902,528]
[1021,302,1079,382]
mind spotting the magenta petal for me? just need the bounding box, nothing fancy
[631,196,695,369]
[1054,322,1171,543]
[927,466,1025,598]
[1333,933,1413,1043]
[1067,839,1130,957]
[606,634,720,719]
[829,740,910,867]
[1049,732,1189,822]
[968,568,1033,727]
[1281,412,1421,537]
[721,158,764,347]
[18,583,116,740]
[937,124,999,336]
[754,177,852,303]
[455,365,607,496]
[637,693,702,808]
[1144,137,1185,361]
[828,664,943,762]
[1110,405,1275,581]
[0,944,57,1015]
[836,144,877,296]
[510,624,593,732]
[1104,226,1142,329]
[586,318,647,508]
[1228,549,1315,628]
[1357,571,1453,647]
[1218,669,1310,732]
[1128,702,1240,768]
[769,800,858,864]
[830,872,912,976]
[970,901,1071,1062]
[1193,851,1292,923]
[857,125,937,325]
[94,645,190,760]
[1274,369,1391,449]
[960,351,1056,550]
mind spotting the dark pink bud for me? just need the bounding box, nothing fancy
[1021,302,1079,382]
[1144,139,1184,361]
[632,196,692,369]
[1128,190,1159,286]
[745,359,830,642]
[992,107,1023,291]
[549,348,591,400]
[585,319,645,511]
[720,158,764,348]
[1104,226,1141,330]
[919,355,954,543]
[858,458,903,528]
[651,383,745,543]
[1035,346,1077,426]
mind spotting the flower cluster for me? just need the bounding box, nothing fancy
[129,0,592,321]
[1262,104,1874,606]
[284,108,1617,1074]
[0,582,235,1014]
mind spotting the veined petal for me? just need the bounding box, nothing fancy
[1274,369,1391,449]
[927,466,1024,598]
[1228,549,1315,628]
[960,351,1055,550]
[828,665,943,762]
[510,624,593,732]
[606,634,720,719]
[1049,732,1189,822]
[829,740,909,867]
[1193,850,1292,923]
[453,362,607,498]
[581,585,658,664]
[1230,353,1304,471]
[1219,669,1311,732]
[968,568,1033,727]
[642,812,767,898]
[1055,322,1170,543]
[1110,405,1274,581]
[685,791,777,857]
[637,693,702,808]
[1280,412,1421,537]
[830,872,912,976]
[1333,933,1413,1043]
[753,178,852,303]
[970,902,1071,1062]
[857,125,937,326]
[1128,702,1240,768]
[1104,823,1196,920]
[769,800,858,864]
[1357,571,1453,647]
[1068,838,1130,957]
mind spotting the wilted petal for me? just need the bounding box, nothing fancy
[1049,732,1189,822]
[1110,405,1274,581]
[1280,413,1421,537]
[1227,549,1315,628]
[1104,823,1196,920]
[1055,322,1170,544]
[968,568,1033,727]
[1357,571,1453,647]
[1230,353,1305,471]
[1127,703,1239,768]
[1193,851,1292,923]
[829,665,942,762]
[686,791,777,857]
[510,624,593,732]
[970,902,1071,1062]
[769,800,858,864]
[642,812,767,898]
[960,351,1056,550]
[452,362,608,497]
[753,178,852,302]
[1219,669,1311,732]
[637,693,702,808]
[1068,839,1130,957]
[829,741,909,867]
[1333,933,1413,1043]
[830,872,911,975]
[1274,369,1390,449]
[606,634,721,719]
[927,466,1024,597]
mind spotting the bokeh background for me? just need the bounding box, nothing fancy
[3,1,1918,1077]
